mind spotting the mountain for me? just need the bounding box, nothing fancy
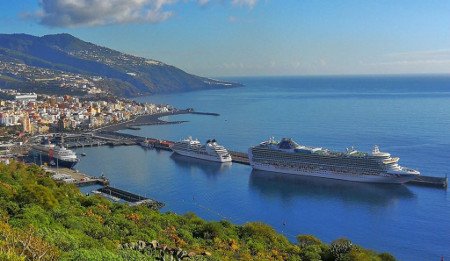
[0,33,241,97]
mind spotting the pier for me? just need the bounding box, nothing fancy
[407,175,448,188]
[229,151,250,165]
[43,166,110,186]
[96,186,164,209]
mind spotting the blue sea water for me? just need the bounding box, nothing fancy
[75,76,450,261]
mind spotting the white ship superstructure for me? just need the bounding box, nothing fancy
[171,137,232,163]
[31,142,79,168]
[248,137,420,184]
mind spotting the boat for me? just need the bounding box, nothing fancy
[80,152,87,156]
[171,137,232,163]
[248,137,420,184]
[30,139,79,168]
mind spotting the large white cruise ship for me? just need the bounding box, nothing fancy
[248,137,420,184]
[171,137,232,163]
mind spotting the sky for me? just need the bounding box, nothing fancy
[1,0,450,77]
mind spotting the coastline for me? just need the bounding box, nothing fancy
[95,109,193,132]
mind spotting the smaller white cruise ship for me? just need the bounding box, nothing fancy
[171,137,232,163]
[30,143,79,168]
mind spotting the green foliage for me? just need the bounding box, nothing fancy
[297,235,322,248]
[61,249,121,261]
[0,33,241,97]
[193,222,225,240]
[0,162,396,260]
[379,252,397,261]
[330,238,354,260]
[0,252,26,261]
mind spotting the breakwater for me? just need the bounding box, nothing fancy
[96,186,164,209]
[96,109,207,132]
[43,166,110,186]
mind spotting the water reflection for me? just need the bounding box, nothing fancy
[170,153,232,177]
[249,170,415,206]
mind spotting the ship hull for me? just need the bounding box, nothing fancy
[172,149,232,163]
[29,150,78,168]
[249,162,416,184]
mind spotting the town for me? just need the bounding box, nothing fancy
[0,60,110,95]
[0,89,173,140]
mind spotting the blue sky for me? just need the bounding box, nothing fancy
[1,0,450,77]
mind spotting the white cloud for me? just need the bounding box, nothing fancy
[365,49,450,67]
[231,0,258,8]
[32,0,260,27]
[36,0,176,27]
[228,16,238,23]
[197,0,210,6]
[386,49,450,59]
[365,59,450,66]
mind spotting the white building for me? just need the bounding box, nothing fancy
[15,93,37,102]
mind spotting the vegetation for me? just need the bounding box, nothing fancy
[0,161,396,260]
[0,33,241,97]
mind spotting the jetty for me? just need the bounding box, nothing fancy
[407,175,448,188]
[43,166,110,187]
[229,151,250,165]
[96,186,164,209]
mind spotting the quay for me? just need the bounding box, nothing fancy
[96,186,164,209]
[407,175,448,188]
[43,166,109,186]
[229,151,250,165]
[62,132,140,149]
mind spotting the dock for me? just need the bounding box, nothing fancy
[43,166,110,186]
[96,186,164,209]
[59,133,138,149]
[407,175,448,188]
[230,151,250,165]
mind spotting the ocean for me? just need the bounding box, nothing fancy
[75,75,450,260]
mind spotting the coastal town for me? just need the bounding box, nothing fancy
[0,88,175,162]
[0,89,172,134]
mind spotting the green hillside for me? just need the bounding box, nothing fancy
[0,161,395,260]
[0,33,241,97]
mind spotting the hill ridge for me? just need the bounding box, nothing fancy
[0,33,241,97]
